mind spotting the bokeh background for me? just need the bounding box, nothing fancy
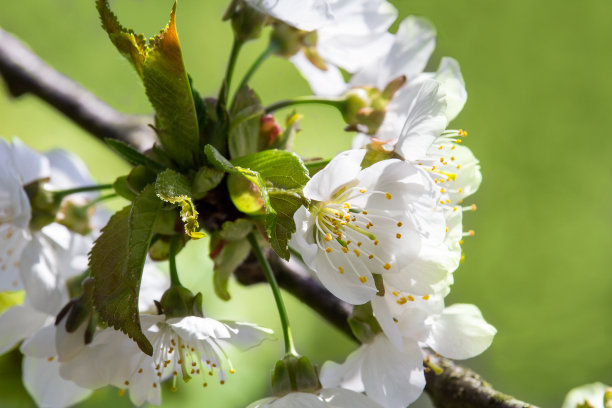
[1,0,612,407]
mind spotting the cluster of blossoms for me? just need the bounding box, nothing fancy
[1,0,497,407]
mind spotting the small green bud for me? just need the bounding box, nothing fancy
[113,176,137,201]
[24,180,61,230]
[160,286,203,319]
[57,201,93,235]
[231,2,267,42]
[227,174,265,214]
[271,23,309,57]
[341,88,371,126]
[270,354,320,396]
[126,165,156,194]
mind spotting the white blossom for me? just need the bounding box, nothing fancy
[321,300,496,408]
[59,313,273,406]
[562,383,612,408]
[291,149,456,305]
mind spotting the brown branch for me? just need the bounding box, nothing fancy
[0,28,537,408]
[0,28,156,151]
[236,253,538,408]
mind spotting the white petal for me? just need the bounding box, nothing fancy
[10,137,50,185]
[426,303,497,359]
[291,52,347,97]
[245,0,333,31]
[371,295,402,349]
[20,323,57,358]
[351,16,436,89]
[45,149,93,191]
[221,321,274,350]
[0,224,30,291]
[320,345,366,392]
[168,316,232,341]
[290,206,319,265]
[319,387,384,407]
[303,150,366,202]
[269,392,328,408]
[0,303,49,354]
[394,80,448,161]
[23,354,92,408]
[361,335,425,408]
[562,382,609,408]
[434,57,467,122]
[55,315,89,362]
[246,397,277,408]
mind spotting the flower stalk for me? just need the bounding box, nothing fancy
[264,96,346,114]
[247,231,297,356]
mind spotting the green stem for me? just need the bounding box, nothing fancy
[247,232,297,356]
[169,235,181,287]
[218,37,244,107]
[81,193,118,210]
[230,43,276,112]
[264,96,346,114]
[53,184,113,200]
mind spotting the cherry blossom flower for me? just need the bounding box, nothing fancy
[291,149,455,305]
[59,313,273,406]
[562,382,612,408]
[321,299,496,408]
[244,0,333,31]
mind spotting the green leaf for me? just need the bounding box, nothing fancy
[97,0,199,168]
[205,144,236,173]
[90,184,162,355]
[267,189,304,259]
[155,169,205,239]
[231,149,309,190]
[113,176,137,201]
[105,139,164,170]
[192,166,224,200]
[229,86,263,159]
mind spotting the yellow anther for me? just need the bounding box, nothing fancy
[453,206,458,212]
[440,157,444,163]
[360,188,367,193]
[471,204,477,211]
[440,200,445,205]
[396,233,401,239]
[374,240,379,246]
[344,202,351,209]
[138,368,143,374]
[455,139,462,143]
[385,192,392,200]
[392,291,399,297]
[324,233,332,241]
[230,369,236,374]
[407,295,415,301]
[359,276,367,283]
[397,297,407,305]
[383,263,391,270]
[362,210,368,215]
[458,188,463,193]
[446,227,449,232]
[203,382,208,388]
[124,381,130,386]
[326,247,332,253]
[347,240,351,245]
[422,295,430,300]
[118,389,126,397]
[357,242,362,247]
[451,145,456,150]
[397,222,403,227]
[459,240,464,245]
[353,249,361,257]
[457,164,461,169]
[451,156,455,161]
[368,254,374,260]
[171,387,178,392]
[341,247,348,253]
[338,266,345,274]
[438,145,443,150]
[469,230,475,236]
[440,188,446,194]
[460,254,465,263]
[220,380,225,385]
[47,357,54,362]
[153,383,158,388]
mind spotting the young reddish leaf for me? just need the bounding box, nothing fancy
[97,1,199,168]
[90,184,162,355]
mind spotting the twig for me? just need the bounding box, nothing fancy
[0,28,156,152]
[0,28,537,408]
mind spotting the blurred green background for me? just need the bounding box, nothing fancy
[1,0,612,407]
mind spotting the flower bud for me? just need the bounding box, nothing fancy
[227,173,265,214]
[160,286,203,319]
[231,2,268,42]
[23,179,61,231]
[271,354,320,396]
[259,114,282,147]
[270,23,318,58]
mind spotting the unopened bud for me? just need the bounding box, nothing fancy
[259,114,282,147]
[160,287,204,319]
[56,201,94,235]
[24,180,60,231]
[231,2,267,42]
[228,174,265,215]
[271,354,320,396]
[271,23,312,58]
